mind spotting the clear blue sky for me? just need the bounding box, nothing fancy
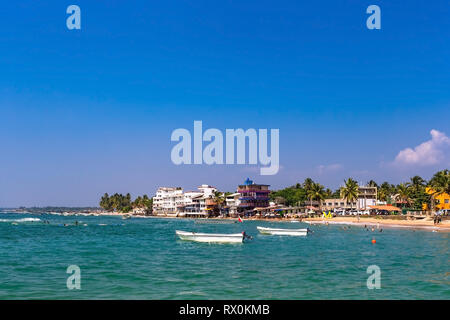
[0,1,449,206]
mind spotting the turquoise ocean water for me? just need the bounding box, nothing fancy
[0,213,448,299]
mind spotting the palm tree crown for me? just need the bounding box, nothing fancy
[307,182,326,209]
[340,178,359,209]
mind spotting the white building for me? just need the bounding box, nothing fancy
[153,187,184,215]
[225,193,241,215]
[321,185,377,211]
[197,185,217,198]
[152,184,218,216]
[357,186,377,210]
[180,185,218,217]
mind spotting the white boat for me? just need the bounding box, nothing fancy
[175,230,244,243]
[257,226,308,236]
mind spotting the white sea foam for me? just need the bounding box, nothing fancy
[0,217,41,223]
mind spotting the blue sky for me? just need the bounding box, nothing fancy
[0,1,449,206]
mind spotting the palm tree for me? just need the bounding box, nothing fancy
[303,178,315,192]
[429,170,450,195]
[212,191,225,215]
[395,183,411,207]
[367,180,378,188]
[407,176,426,194]
[307,182,326,211]
[133,196,143,208]
[303,178,315,207]
[378,188,388,202]
[99,193,111,211]
[428,170,450,211]
[379,182,394,203]
[340,178,359,210]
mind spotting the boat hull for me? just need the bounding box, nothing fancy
[175,230,244,243]
[257,226,308,236]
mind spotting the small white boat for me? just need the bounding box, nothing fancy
[175,230,244,243]
[122,214,131,220]
[257,226,308,236]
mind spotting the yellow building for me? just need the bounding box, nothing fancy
[423,187,450,210]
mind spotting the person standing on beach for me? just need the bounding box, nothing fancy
[434,211,441,225]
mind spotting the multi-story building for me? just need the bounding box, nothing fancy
[237,178,270,213]
[225,193,241,216]
[423,187,450,211]
[154,184,218,217]
[181,190,204,213]
[321,198,357,211]
[152,187,184,215]
[357,186,377,209]
[321,185,377,211]
[197,185,217,198]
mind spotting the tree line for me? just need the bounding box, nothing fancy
[99,169,449,214]
[99,193,153,213]
[269,169,449,211]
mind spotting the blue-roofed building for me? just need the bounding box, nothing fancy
[237,178,270,213]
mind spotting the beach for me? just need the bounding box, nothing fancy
[301,216,450,232]
[71,211,450,232]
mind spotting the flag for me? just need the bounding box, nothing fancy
[238,216,243,223]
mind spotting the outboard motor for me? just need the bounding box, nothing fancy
[242,231,253,241]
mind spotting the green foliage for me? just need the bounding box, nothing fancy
[428,169,450,196]
[395,183,412,205]
[99,193,153,213]
[307,182,326,207]
[340,178,359,208]
[213,191,225,206]
[270,185,307,207]
[378,182,396,202]
[404,176,428,210]
[367,180,378,188]
[97,170,448,214]
[331,189,341,199]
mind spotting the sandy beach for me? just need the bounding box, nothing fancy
[219,215,449,231]
[300,216,450,231]
[72,211,450,232]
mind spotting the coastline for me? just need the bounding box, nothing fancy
[14,211,450,232]
[301,216,450,232]
[211,215,450,232]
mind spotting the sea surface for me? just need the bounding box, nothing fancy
[0,212,449,299]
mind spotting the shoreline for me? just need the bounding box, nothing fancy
[122,213,450,232]
[8,211,450,232]
[301,217,450,232]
